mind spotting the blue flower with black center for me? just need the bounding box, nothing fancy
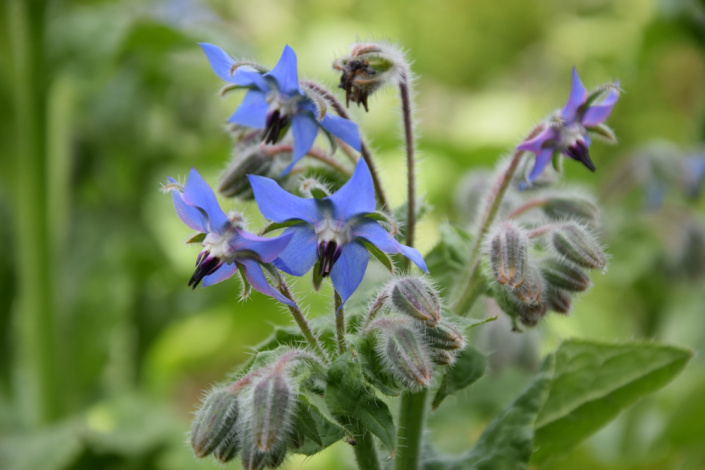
[165,168,295,306]
[200,43,361,176]
[517,68,620,186]
[248,159,428,305]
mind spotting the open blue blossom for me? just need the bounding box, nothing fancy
[248,159,428,304]
[165,168,295,307]
[200,43,361,176]
[517,68,620,185]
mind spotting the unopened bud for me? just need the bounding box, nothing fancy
[546,287,572,314]
[252,373,294,451]
[422,319,466,351]
[390,277,441,327]
[492,285,547,329]
[370,318,433,389]
[541,258,591,292]
[487,222,529,288]
[512,266,543,307]
[213,429,241,463]
[552,223,607,270]
[299,178,331,199]
[430,349,457,366]
[542,196,599,224]
[190,386,240,458]
[219,146,291,199]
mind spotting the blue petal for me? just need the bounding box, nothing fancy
[273,224,318,276]
[199,43,270,89]
[561,67,587,122]
[182,168,229,233]
[202,262,238,287]
[248,175,321,224]
[239,259,296,307]
[527,148,555,183]
[327,159,376,220]
[227,90,269,129]
[264,45,303,96]
[581,83,620,127]
[516,127,556,154]
[351,219,428,272]
[330,241,369,305]
[281,113,319,176]
[230,229,294,263]
[167,177,207,232]
[320,113,361,151]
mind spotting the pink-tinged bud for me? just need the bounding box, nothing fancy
[390,277,442,327]
[492,267,548,329]
[251,373,294,452]
[541,258,591,292]
[512,266,544,307]
[546,287,573,314]
[542,196,600,225]
[487,222,529,288]
[190,386,240,459]
[422,319,466,351]
[552,223,607,270]
[369,318,433,389]
[430,349,457,366]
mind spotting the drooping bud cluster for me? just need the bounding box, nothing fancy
[190,349,321,469]
[363,277,467,389]
[333,41,409,112]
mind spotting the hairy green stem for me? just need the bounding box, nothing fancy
[395,388,427,470]
[8,0,62,424]
[300,80,390,210]
[353,426,381,470]
[263,144,352,176]
[334,291,347,355]
[399,74,416,251]
[278,282,330,363]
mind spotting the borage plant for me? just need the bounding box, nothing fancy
[164,41,692,469]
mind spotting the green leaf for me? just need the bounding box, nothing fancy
[357,335,403,396]
[531,339,692,464]
[294,393,346,456]
[185,232,205,244]
[325,353,397,454]
[294,395,323,447]
[424,224,472,291]
[259,220,303,235]
[432,345,486,410]
[360,240,395,273]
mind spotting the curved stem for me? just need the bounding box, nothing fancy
[395,389,427,470]
[278,282,330,363]
[334,291,346,355]
[263,144,352,176]
[399,73,416,250]
[300,80,390,210]
[508,197,548,219]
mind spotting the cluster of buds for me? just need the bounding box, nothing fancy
[190,350,318,469]
[483,196,607,329]
[364,277,466,389]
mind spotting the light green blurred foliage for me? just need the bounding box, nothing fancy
[0,0,704,468]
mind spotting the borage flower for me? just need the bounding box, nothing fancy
[165,168,294,307]
[517,68,620,186]
[248,159,428,304]
[200,43,361,176]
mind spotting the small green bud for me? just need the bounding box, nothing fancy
[546,287,572,314]
[213,429,241,463]
[487,222,528,288]
[390,277,441,327]
[552,223,607,270]
[422,319,466,351]
[542,196,599,224]
[492,267,547,329]
[512,266,544,307]
[252,373,294,451]
[541,258,591,292]
[190,386,240,459]
[369,318,433,389]
[430,349,457,366]
[219,145,291,199]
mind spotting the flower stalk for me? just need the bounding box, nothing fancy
[334,290,347,355]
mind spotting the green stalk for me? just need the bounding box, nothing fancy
[353,425,381,470]
[334,291,347,355]
[399,74,416,251]
[395,388,427,470]
[8,0,62,424]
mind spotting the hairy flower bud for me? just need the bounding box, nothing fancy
[541,258,591,292]
[430,349,457,366]
[422,319,466,351]
[190,386,240,459]
[512,266,544,307]
[369,318,433,389]
[299,177,331,199]
[219,145,291,199]
[546,287,573,314]
[251,373,294,452]
[390,277,441,327]
[542,196,600,224]
[552,223,607,270]
[240,432,287,470]
[487,222,529,288]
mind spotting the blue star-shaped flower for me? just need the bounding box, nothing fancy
[248,159,428,305]
[200,43,361,176]
[517,68,620,185]
[166,168,295,306]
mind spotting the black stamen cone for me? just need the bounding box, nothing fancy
[338,59,376,112]
[263,110,289,144]
[318,241,341,277]
[566,140,596,172]
[189,255,222,289]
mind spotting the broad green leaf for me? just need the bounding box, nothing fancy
[325,353,397,453]
[531,340,692,464]
[0,421,82,470]
[294,393,346,455]
[360,240,395,273]
[294,395,323,447]
[432,345,486,410]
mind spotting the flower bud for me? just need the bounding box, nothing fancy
[219,146,291,199]
[190,386,240,458]
[542,196,599,224]
[390,277,441,327]
[546,287,572,314]
[213,429,241,463]
[299,177,331,199]
[512,266,543,307]
[251,373,294,452]
[540,258,591,292]
[552,223,607,270]
[422,319,466,351]
[487,222,529,288]
[430,349,457,366]
[370,318,433,389]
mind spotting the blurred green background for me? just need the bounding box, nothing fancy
[1,0,704,468]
